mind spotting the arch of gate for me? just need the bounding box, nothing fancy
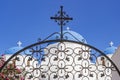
[0,40,120,80]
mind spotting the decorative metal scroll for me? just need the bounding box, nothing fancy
[0,40,119,80]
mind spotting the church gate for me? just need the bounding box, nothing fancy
[0,6,120,80]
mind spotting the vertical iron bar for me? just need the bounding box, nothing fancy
[60,6,63,40]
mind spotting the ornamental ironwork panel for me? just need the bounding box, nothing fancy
[0,6,120,80]
[0,40,119,80]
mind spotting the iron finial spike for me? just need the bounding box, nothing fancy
[60,6,63,11]
[38,38,41,42]
[60,6,63,8]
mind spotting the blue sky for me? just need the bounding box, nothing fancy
[0,0,120,53]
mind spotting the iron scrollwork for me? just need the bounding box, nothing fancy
[0,40,119,80]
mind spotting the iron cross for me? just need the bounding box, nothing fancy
[50,6,73,39]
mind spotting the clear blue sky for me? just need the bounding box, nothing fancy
[0,0,120,53]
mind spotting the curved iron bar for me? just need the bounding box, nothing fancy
[63,32,86,43]
[42,32,60,41]
[43,31,85,43]
[0,39,120,76]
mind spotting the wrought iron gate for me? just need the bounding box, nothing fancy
[0,6,120,80]
[0,40,120,80]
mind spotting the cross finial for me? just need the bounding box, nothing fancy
[50,6,73,39]
[17,41,22,47]
[109,41,114,47]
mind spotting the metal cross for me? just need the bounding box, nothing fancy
[50,6,73,39]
